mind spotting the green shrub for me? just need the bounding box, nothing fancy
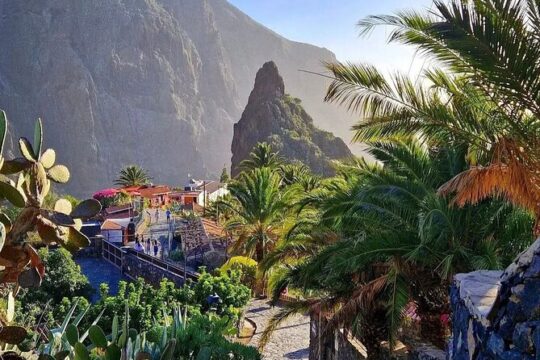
[168,249,184,262]
[220,256,257,289]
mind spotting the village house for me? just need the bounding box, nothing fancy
[169,179,228,207]
[137,185,171,208]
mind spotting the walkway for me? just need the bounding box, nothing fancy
[246,299,310,360]
[138,209,175,258]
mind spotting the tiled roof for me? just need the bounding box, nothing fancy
[105,204,134,214]
[138,186,171,198]
[201,218,225,238]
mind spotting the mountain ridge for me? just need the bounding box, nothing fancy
[0,0,356,196]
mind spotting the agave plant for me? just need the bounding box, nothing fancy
[0,300,179,360]
[0,110,101,294]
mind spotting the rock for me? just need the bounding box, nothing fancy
[520,279,540,317]
[0,0,355,197]
[524,256,540,278]
[231,61,353,177]
[513,322,533,352]
[487,333,505,356]
[501,349,530,360]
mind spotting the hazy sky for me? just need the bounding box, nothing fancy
[228,0,434,74]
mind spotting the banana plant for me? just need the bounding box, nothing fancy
[0,110,101,292]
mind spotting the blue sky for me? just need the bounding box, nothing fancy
[228,0,434,73]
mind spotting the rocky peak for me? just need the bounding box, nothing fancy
[231,62,353,177]
[248,61,285,103]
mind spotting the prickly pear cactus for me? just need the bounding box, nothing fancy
[0,110,101,291]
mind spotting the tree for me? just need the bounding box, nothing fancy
[238,142,283,173]
[18,248,93,327]
[262,140,533,355]
[114,165,151,187]
[323,0,540,231]
[225,168,290,263]
[220,166,230,183]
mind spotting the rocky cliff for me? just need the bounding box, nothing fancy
[0,0,355,196]
[231,62,352,177]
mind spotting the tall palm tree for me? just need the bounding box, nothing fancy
[238,142,283,173]
[225,167,290,263]
[114,165,152,187]
[261,140,533,356]
[323,0,540,231]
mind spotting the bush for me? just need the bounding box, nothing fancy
[220,256,257,289]
[168,249,184,262]
[192,268,251,319]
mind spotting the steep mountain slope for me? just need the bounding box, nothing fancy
[231,62,352,176]
[0,0,355,196]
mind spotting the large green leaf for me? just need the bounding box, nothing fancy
[105,344,121,360]
[43,210,75,226]
[0,110,7,154]
[74,342,90,360]
[0,326,28,345]
[54,199,73,215]
[71,199,102,218]
[1,158,32,175]
[19,137,36,162]
[65,324,80,346]
[68,228,91,249]
[88,325,108,349]
[40,149,56,169]
[0,180,26,207]
[18,267,42,289]
[48,164,70,183]
[34,118,43,159]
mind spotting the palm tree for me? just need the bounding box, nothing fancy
[261,140,533,356]
[238,142,283,173]
[225,167,290,263]
[323,0,540,231]
[114,165,152,187]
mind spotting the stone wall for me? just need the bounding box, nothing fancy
[121,249,196,287]
[450,238,540,359]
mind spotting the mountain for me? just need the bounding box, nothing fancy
[0,0,356,197]
[231,62,352,177]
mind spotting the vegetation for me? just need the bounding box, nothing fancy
[238,142,283,172]
[220,256,257,289]
[0,111,101,309]
[168,249,184,262]
[114,165,152,188]
[324,0,540,231]
[10,300,259,360]
[220,167,230,183]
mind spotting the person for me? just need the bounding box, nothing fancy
[155,209,159,223]
[153,240,159,257]
[146,237,151,253]
[166,209,171,223]
[134,240,144,252]
[127,218,136,244]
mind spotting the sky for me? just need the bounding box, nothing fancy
[228,0,434,74]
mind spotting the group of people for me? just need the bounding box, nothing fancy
[148,209,172,224]
[134,234,160,257]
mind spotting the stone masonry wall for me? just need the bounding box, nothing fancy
[122,251,187,287]
[450,238,540,359]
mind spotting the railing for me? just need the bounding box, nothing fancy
[102,239,125,269]
[99,237,198,282]
[125,248,198,280]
